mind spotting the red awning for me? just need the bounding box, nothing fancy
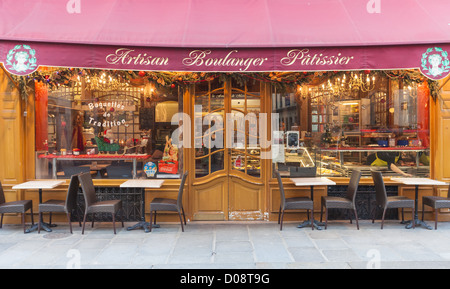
[1,0,449,48]
[0,0,450,78]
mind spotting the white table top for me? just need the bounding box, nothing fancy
[391,178,448,186]
[290,177,336,187]
[12,180,66,190]
[120,179,165,188]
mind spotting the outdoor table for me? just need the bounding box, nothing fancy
[12,180,66,233]
[392,177,447,230]
[290,177,336,230]
[120,179,165,233]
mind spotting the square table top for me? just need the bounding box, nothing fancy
[290,177,336,187]
[12,180,66,190]
[391,177,448,186]
[120,179,165,189]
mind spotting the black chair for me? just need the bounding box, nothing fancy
[149,171,188,232]
[320,170,362,230]
[371,170,415,229]
[38,174,81,234]
[78,172,124,234]
[275,170,314,230]
[422,184,450,230]
[0,181,34,233]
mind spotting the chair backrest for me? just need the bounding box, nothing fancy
[65,174,80,211]
[0,181,5,205]
[274,170,286,209]
[78,172,97,208]
[177,171,189,209]
[371,170,387,207]
[346,170,362,203]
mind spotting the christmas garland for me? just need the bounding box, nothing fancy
[6,67,441,101]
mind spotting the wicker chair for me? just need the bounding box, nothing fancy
[78,172,124,234]
[320,170,362,229]
[0,181,34,233]
[371,170,415,229]
[38,174,81,234]
[275,170,314,230]
[149,171,188,232]
[422,184,450,230]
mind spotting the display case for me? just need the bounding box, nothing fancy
[273,145,318,177]
[318,147,430,177]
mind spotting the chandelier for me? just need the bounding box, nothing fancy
[338,72,376,93]
[84,72,131,91]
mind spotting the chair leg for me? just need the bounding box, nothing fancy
[307,210,310,221]
[320,204,323,222]
[325,207,328,230]
[412,207,415,229]
[82,213,87,234]
[435,208,438,230]
[178,211,184,232]
[148,210,153,233]
[311,209,314,231]
[182,207,187,225]
[91,213,95,228]
[67,213,73,234]
[154,211,157,225]
[112,213,116,234]
[353,208,359,230]
[280,210,285,231]
[0,214,3,228]
[22,213,26,234]
[38,212,42,234]
[381,207,387,229]
[30,207,34,226]
[49,212,52,227]
[401,208,405,223]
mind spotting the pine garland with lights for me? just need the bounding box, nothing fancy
[6,68,442,102]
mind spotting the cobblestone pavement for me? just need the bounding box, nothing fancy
[1,220,450,269]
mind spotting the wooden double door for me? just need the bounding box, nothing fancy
[190,79,269,221]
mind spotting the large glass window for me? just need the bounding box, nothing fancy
[35,68,183,179]
[272,70,430,178]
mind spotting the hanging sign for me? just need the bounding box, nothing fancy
[419,47,450,80]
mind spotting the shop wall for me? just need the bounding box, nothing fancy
[0,67,28,224]
[427,77,450,222]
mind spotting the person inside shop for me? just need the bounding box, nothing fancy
[366,151,413,177]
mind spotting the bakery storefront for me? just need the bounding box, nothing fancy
[1,0,450,224]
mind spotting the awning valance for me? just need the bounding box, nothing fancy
[1,0,450,79]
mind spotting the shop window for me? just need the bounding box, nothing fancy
[272,70,430,178]
[35,68,183,179]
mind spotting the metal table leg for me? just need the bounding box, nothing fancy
[298,185,324,230]
[25,188,55,233]
[404,185,432,230]
[126,188,159,232]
